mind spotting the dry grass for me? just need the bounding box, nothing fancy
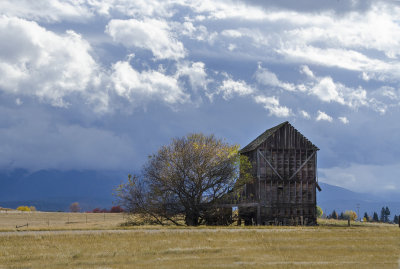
[0,211,394,231]
[0,225,399,267]
[0,212,399,268]
[0,211,126,231]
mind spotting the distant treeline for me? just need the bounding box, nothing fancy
[326,206,399,224]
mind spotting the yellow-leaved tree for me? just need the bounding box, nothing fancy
[115,133,252,226]
[344,210,357,221]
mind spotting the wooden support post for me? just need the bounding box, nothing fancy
[306,152,309,179]
[281,149,284,179]
[294,148,297,179]
[270,180,272,205]
[288,148,291,179]
[257,204,261,225]
[264,174,267,204]
[307,180,309,202]
[275,148,278,180]
[276,179,279,209]
[306,150,309,205]
[257,149,260,201]
[300,181,303,204]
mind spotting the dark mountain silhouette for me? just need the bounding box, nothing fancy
[0,169,398,218]
[317,182,400,218]
[0,169,127,211]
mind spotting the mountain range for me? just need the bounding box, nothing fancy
[0,169,398,218]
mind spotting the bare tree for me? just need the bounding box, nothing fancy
[69,202,80,213]
[115,133,252,226]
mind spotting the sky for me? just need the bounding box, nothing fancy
[0,0,399,195]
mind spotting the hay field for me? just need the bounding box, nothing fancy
[0,216,399,269]
[0,212,399,268]
[0,211,125,231]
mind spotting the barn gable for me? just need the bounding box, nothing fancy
[240,121,319,153]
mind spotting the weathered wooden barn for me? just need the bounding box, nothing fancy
[238,121,321,225]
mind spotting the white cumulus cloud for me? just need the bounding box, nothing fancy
[111,61,189,106]
[316,110,333,122]
[176,61,209,91]
[0,16,100,108]
[255,65,295,91]
[106,18,185,60]
[254,95,292,117]
[338,116,349,124]
[218,78,254,100]
[302,66,368,109]
[0,0,94,22]
[299,110,311,119]
[310,77,345,104]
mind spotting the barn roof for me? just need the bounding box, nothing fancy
[240,121,319,153]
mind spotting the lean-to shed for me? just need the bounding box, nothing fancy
[238,121,321,225]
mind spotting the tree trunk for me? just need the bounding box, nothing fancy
[185,211,200,226]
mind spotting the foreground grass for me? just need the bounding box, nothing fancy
[1,225,399,268]
[1,213,399,268]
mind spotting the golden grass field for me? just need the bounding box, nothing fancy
[0,211,126,231]
[0,212,399,268]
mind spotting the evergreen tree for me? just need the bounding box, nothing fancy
[380,207,385,222]
[394,215,399,224]
[384,206,390,223]
[339,212,344,220]
[372,212,379,222]
[363,212,369,222]
[331,210,338,220]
